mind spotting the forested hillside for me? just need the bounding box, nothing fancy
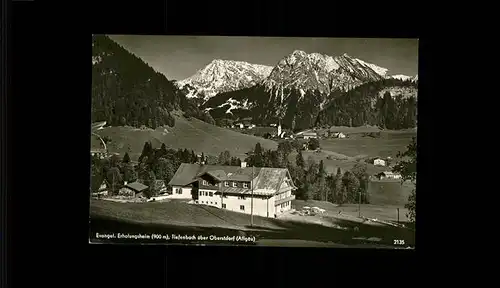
[91,35,213,128]
[315,78,418,129]
[203,84,326,131]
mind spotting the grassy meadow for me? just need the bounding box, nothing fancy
[91,116,278,160]
[90,199,415,247]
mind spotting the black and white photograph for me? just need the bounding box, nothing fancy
[89,35,417,248]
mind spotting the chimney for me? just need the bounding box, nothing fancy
[241,161,247,168]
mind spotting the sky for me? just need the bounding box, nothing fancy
[109,35,419,81]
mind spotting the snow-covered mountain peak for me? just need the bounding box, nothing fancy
[176,59,273,100]
[354,58,389,78]
[390,74,413,81]
[264,51,385,95]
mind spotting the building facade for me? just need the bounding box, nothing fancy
[168,162,297,218]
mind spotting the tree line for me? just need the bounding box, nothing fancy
[204,78,417,132]
[392,136,416,224]
[243,141,370,205]
[316,79,418,129]
[91,35,213,129]
[91,142,200,198]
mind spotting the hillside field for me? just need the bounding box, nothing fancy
[367,180,414,206]
[91,116,278,160]
[292,200,410,224]
[319,128,416,159]
[90,199,415,247]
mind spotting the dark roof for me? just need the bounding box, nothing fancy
[125,181,148,192]
[203,170,227,181]
[168,163,295,196]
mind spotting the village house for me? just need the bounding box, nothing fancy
[155,180,167,194]
[91,149,108,159]
[92,178,110,197]
[332,132,347,138]
[297,131,318,140]
[168,162,297,218]
[119,181,149,198]
[373,158,386,166]
[375,171,402,180]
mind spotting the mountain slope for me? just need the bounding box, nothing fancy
[202,51,391,131]
[390,74,413,81]
[315,78,418,129]
[176,59,273,101]
[354,58,389,78]
[92,35,213,128]
[263,51,385,95]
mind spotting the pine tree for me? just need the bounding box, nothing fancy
[122,152,131,164]
[253,143,263,167]
[160,143,167,156]
[139,141,152,162]
[191,150,197,163]
[296,150,305,169]
[317,160,327,201]
[223,150,231,165]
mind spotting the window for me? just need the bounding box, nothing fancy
[209,192,213,197]
[238,196,246,200]
[215,202,217,205]
[176,188,182,194]
[199,191,202,196]
[232,182,237,187]
[240,205,245,211]
[224,181,229,187]
[210,202,213,204]
[243,182,249,188]
[222,204,226,209]
[203,180,208,186]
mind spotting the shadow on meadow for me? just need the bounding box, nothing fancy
[90,214,414,248]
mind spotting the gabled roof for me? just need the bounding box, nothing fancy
[125,181,148,192]
[202,170,227,181]
[168,163,296,195]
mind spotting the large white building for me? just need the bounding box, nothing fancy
[168,162,297,218]
[373,158,386,166]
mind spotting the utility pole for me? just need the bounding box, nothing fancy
[251,165,254,227]
[358,188,361,218]
[397,208,400,224]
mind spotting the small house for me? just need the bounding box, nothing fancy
[373,158,386,166]
[92,178,110,197]
[302,132,318,140]
[91,149,108,159]
[375,171,402,180]
[119,181,149,198]
[331,132,346,138]
[155,180,167,194]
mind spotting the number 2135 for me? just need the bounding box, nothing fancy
[394,239,405,245]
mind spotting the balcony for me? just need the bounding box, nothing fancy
[275,195,295,206]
